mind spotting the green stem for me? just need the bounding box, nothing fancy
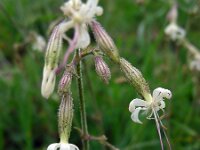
[76,49,89,150]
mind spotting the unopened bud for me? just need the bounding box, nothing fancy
[120,58,150,99]
[41,23,63,99]
[167,3,178,23]
[58,67,73,95]
[58,92,74,143]
[90,21,120,63]
[94,56,111,84]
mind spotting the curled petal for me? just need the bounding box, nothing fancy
[159,100,166,110]
[129,98,147,113]
[82,0,99,20]
[153,87,172,102]
[131,107,144,124]
[95,6,103,16]
[41,66,56,99]
[47,143,60,150]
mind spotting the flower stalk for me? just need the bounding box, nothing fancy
[76,49,89,150]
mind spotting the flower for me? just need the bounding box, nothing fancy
[59,0,103,50]
[164,22,186,41]
[129,87,172,124]
[41,0,103,98]
[47,143,79,150]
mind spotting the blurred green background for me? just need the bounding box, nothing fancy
[0,0,200,149]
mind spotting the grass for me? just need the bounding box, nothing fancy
[0,0,200,149]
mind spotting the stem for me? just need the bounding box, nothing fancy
[153,109,164,150]
[76,49,89,150]
[155,112,172,150]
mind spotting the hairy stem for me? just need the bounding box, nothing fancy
[76,49,89,150]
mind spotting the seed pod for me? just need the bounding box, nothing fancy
[41,22,63,99]
[58,92,74,143]
[120,58,150,99]
[90,21,120,63]
[94,56,111,84]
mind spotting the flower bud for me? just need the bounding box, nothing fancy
[94,56,111,84]
[167,3,178,23]
[41,23,63,99]
[58,92,74,143]
[90,21,120,63]
[58,67,73,95]
[120,58,150,99]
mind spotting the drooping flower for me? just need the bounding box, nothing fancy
[129,87,172,124]
[41,0,103,99]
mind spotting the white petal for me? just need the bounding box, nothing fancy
[41,66,56,99]
[80,0,98,21]
[160,100,166,110]
[76,25,90,49]
[47,143,60,150]
[131,107,143,124]
[95,6,103,16]
[153,87,172,102]
[69,144,80,150]
[60,143,71,150]
[129,98,147,113]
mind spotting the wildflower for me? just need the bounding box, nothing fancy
[41,0,103,98]
[129,87,172,124]
[165,22,186,41]
[94,55,111,84]
[59,0,104,65]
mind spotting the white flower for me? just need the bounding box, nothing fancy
[47,143,79,150]
[60,0,103,49]
[129,87,172,124]
[165,22,186,41]
[61,0,103,24]
[41,0,104,98]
